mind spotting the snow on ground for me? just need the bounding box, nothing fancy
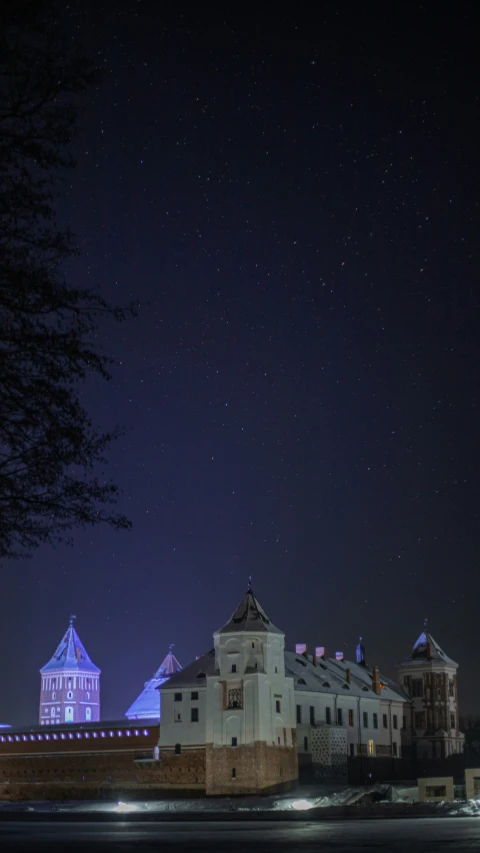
[0,783,424,813]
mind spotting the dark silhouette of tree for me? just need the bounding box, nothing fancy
[0,1,133,560]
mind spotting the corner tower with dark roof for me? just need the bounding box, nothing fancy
[39,617,101,726]
[396,624,465,760]
[205,584,298,794]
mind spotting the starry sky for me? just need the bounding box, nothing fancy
[1,1,479,725]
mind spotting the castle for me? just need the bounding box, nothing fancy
[0,586,464,797]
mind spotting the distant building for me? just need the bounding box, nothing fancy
[397,625,465,760]
[39,617,100,726]
[125,645,182,720]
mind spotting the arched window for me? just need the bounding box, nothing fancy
[174,743,181,755]
[86,707,91,721]
[65,706,74,723]
[52,692,56,700]
[67,691,73,700]
[50,708,55,717]
[86,692,90,700]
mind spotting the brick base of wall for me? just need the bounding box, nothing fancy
[206,740,298,796]
[0,749,206,801]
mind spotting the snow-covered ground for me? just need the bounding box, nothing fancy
[0,783,421,813]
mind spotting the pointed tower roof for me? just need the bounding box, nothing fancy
[400,625,457,667]
[216,584,283,635]
[40,617,100,674]
[125,645,182,720]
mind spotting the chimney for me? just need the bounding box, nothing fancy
[346,668,351,684]
[372,665,381,696]
[335,651,344,662]
[315,646,326,661]
[295,643,308,657]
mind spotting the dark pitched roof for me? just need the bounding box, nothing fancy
[216,588,283,635]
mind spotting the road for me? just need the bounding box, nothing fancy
[1,818,479,852]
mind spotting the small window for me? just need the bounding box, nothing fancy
[392,741,398,757]
[252,642,255,648]
[275,666,278,673]
[325,707,331,725]
[52,692,56,701]
[310,706,315,725]
[450,713,456,729]
[383,713,388,729]
[231,664,237,673]
[191,708,199,723]
[373,713,378,730]
[304,736,308,751]
[426,785,446,798]
[276,700,281,713]
[297,678,306,685]
[67,691,73,700]
[174,693,182,702]
[367,739,375,755]
[402,715,406,730]
[191,691,198,701]
[393,715,398,730]
[86,707,91,721]
[196,672,206,678]
[337,708,343,725]
[174,743,181,755]
[363,712,368,728]
[296,705,302,724]
[322,681,330,688]
[86,692,90,700]
[231,737,237,747]
[232,767,236,779]
[348,709,354,727]
[449,681,455,697]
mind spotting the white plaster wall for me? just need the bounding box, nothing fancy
[159,686,207,748]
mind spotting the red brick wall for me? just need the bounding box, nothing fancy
[0,748,206,801]
[206,739,298,796]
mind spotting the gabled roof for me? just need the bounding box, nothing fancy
[125,646,182,720]
[285,651,409,703]
[160,650,216,689]
[399,629,457,667]
[40,618,100,674]
[216,586,283,636]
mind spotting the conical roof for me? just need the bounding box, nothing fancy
[40,617,100,674]
[217,586,283,635]
[125,645,182,720]
[400,627,457,666]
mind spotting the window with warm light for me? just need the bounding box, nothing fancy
[367,739,375,755]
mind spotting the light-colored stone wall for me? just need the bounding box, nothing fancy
[465,768,480,801]
[418,776,454,803]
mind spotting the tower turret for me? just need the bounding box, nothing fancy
[39,616,101,725]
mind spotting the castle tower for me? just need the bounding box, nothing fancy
[396,623,465,760]
[205,583,298,794]
[125,645,182,720]
[39,616,101,726]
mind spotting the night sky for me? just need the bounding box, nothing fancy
[1,1,479,725]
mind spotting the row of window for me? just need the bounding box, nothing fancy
[0,729,150,744]
[301,737,398,758]
[42,677,97,691]
[174,692,198,702]
[405,677,456,699]
[296,705,401,729]
[414,712,456,730]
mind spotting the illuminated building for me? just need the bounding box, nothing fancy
[39,616,100,725]
[125,645,182,720]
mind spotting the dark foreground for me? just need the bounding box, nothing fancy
[1,818,480,852]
